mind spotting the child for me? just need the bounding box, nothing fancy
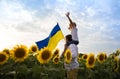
[62,12,79,79]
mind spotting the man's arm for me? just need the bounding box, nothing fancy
[61,44,68,57]
[66,12,73,24]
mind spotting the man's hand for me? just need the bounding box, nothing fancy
[61,44,68,57]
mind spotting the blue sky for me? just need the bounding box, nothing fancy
[0,0,120,54]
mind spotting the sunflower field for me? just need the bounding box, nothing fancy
[0,44,120,79]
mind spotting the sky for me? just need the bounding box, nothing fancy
[0,0,120,54]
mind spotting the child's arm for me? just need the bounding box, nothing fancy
[66,12,73,24]
[66,12,76,30]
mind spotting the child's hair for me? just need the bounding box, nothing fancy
[72,22,76,26]
[69,22,76,26]
[65,34,72,42]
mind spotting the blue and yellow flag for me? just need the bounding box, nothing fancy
[36,23,64,50]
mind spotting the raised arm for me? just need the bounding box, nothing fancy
[66,12,76,30]
[66,12,73,24]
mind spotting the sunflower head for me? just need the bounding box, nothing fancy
[0,52,9,65]
[115,49,120,56]
[29,45,38,53]
[86,53,95,68]
[113,57,119,72]
[104,53,107,60]
[64,49,72,63]
[97,53,105,63]
[77,57,81,62]
[3,48,10,55]
[53,55,60,64]
[11,45,29,62]
[78,53,83,58]
[37,47,52,64]
[53,48,60,56]
[82,54,88,60]
[109,53,115,59]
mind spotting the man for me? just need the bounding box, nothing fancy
[62,12,79,79]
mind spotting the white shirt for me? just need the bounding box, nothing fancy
[71,27,79,41]
[69,44,78,58]
[64,26,79,70]
[64,44,79,70]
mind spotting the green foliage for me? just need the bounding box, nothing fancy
[0,51,120,79]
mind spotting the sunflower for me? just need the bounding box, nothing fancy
[37,47,52,64]
[113,57,119,72]
[115,49,120,56]
[82,54,88,60]
[52,55,60,64]
[53,48,60,57]
[78,53,83,58]
[77,57,81,62]
[103,53,107,60]
[109,53,115,59]
[29,45,38,53]
[0,52,9,65]
[64,49,72,63]
[11,45,29,62]
[97,53,105,63]
[86,53,95,68]
[3,48,10,55]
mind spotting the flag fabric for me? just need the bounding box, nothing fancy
[36,23,64,50]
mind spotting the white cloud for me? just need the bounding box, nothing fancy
[0,0,38,50]
[48,0,120,54]
[0,0,119,54]
[86,7,96,17]
[0,0,67,50]
[0,0,34,26]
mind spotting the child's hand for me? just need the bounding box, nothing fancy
[66,12,70,17]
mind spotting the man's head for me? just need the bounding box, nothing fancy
[68,22,76,30]
[65,34,72,43]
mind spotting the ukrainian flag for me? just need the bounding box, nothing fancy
[36,23,64,50]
